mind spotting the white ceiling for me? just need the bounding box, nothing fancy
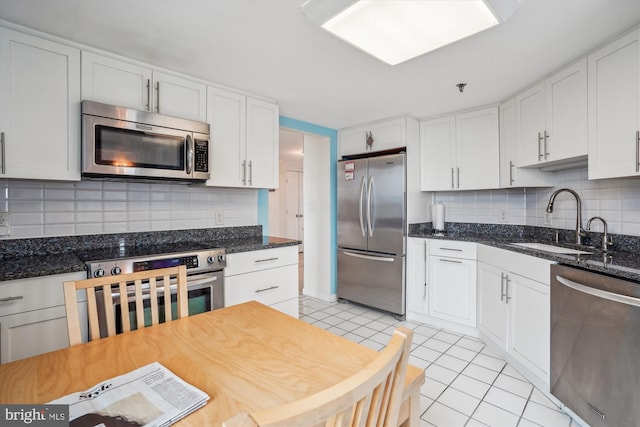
[1,0,639,130]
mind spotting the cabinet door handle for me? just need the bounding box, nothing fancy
[439,247,462,252]
[146,79,151,111]
[456,167,460,189]
[509,160,515,185]
[255,285,279,293]
[423,283,427,299]
[254,257,279,263]
[242,160,247,185]
[439,258,462,264]
[538,132,544,160]
[505,275,512,303]
[451,168,454,189]
[155,81,160,113]
[543,130,549,160]
[632,131,640,173]
[1,132,5,175]
[248,160,253,186]
[500,272,506,302]
[0,295,23,303]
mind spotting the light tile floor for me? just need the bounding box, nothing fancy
[299,296,580,427]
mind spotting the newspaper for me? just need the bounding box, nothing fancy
[49,362,210,427]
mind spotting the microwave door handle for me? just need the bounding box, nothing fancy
[186,134,194,175]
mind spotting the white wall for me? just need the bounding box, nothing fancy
[433,167,640,236]
[302,133,332,300]
[0,179,258,239]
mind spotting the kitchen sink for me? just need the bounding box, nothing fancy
[509,242,593,255]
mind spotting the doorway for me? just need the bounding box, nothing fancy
[284,170,304,252]
[269,127,332,300]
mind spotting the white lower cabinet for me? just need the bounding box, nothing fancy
[429,241,477,329]
[407,239,477,334]
[224,246,299,318]
[406,238,429,318]
[477,244,554,389]
[0,271,87,364]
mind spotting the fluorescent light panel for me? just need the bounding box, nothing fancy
[322,0,499,65]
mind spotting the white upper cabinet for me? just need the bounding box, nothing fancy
[420,116,455,191]
[421,106,499,191]
[82,51,207,122]
[339,117,406,157]
[207,86,279,189]
[516,59,587,168]
[587,29,640,180]
[0,28,81,181]
[499,98,558,188]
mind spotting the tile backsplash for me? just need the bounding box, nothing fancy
[0,179,258,239]
[434,167,640,237]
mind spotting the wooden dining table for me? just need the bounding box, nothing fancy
[0,301,425,426]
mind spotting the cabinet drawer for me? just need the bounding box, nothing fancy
[224,246,298,276]
[0,272,86,317]
[429,240,477,259]
[224,264,298,307]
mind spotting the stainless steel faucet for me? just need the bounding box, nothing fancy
[546,188,586,245]
[586,216,614,251]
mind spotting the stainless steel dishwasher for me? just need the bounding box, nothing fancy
[550,264,640,427]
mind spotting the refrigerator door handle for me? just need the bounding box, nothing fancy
[367,175,374,237]
[358,176,367,237]
[342,251,395,263]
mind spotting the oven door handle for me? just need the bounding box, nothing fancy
[555,275,640,307]
[186,273,220,288]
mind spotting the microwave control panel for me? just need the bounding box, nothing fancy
[194,139,209,172]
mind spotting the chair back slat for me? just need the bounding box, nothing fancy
[223,326,413,427]
[149,277,159,325]
[63,266,188,346]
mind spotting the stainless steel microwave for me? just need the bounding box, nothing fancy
[82,101,210,182]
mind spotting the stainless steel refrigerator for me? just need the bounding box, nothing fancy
[337,152,406,317]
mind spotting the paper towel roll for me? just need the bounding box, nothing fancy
[432,203,445,231]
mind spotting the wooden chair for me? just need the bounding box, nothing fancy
[223,326,413,427]
[63,265,188,346]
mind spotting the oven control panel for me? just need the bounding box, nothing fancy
[85,248,226,278]
[133,255,199,272]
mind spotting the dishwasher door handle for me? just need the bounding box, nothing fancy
[556,275,640,307]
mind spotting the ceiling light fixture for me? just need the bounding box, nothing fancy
[301,0,519,66]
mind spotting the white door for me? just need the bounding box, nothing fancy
[81,51,151,112]
[152,71,207,121]
[420,116,456,191]
[456,106,499,190]
[516,82,546,167]
[477,262,508,351]
[587,30,640,179]
[206,87,246,187]
[246,98,279,188]
[284,170,304,252]
[428,256,477,327]
[0,28,81,181]
[546,59,588,162]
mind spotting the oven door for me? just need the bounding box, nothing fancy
[82,114,196,180]
[96,270,224,337]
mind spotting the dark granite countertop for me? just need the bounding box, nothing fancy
[409,223,640,283]
[0,226,300,282]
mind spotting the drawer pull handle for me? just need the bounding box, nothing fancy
[255,285,279,293]
[439,258,462,264]
[439,247,462,252]
[254,257,279,263]
[0,295,24,303]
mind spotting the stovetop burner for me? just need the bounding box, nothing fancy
[79,242,226,278]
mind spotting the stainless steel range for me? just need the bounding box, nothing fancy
[80,244,226,337]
